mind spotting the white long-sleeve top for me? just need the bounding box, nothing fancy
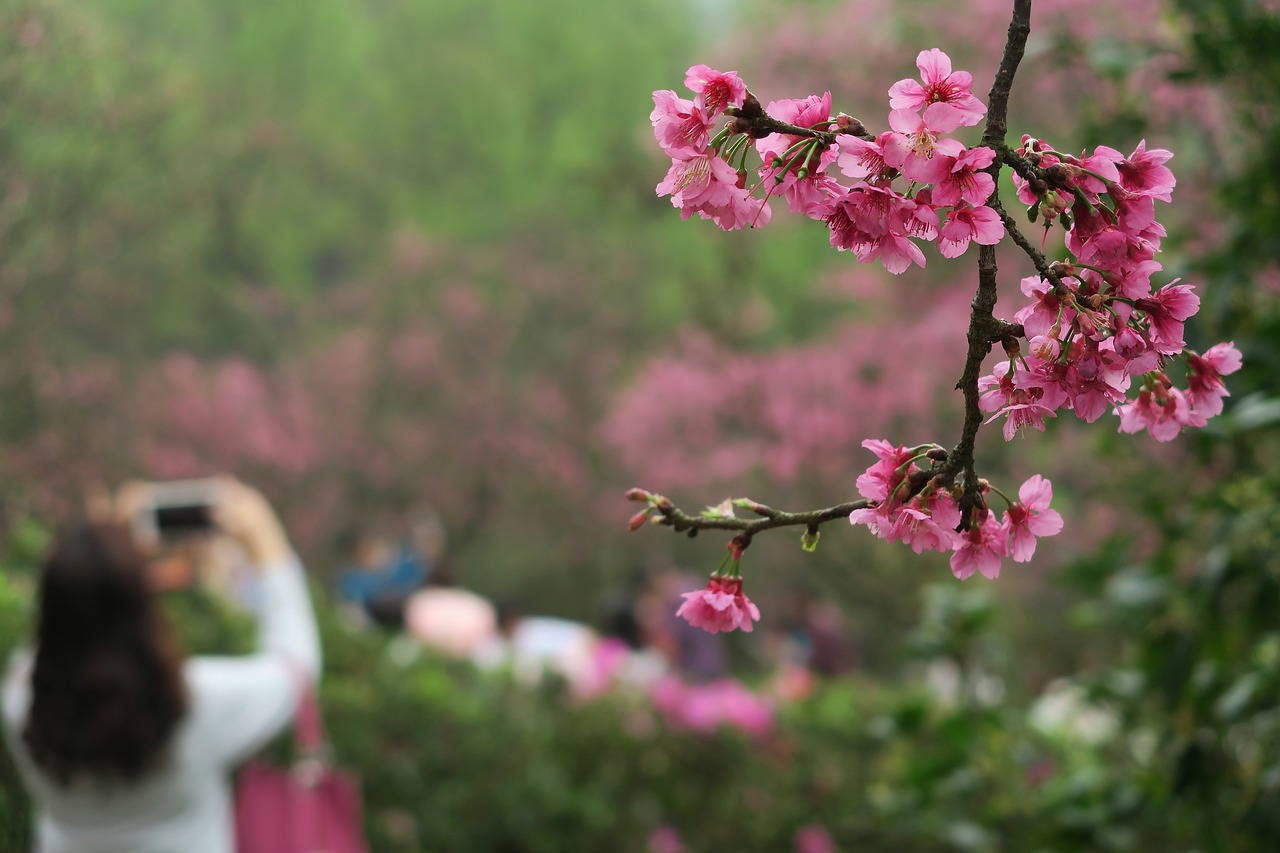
[2,555,321,853]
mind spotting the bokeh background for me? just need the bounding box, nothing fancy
[1,0,1278,849]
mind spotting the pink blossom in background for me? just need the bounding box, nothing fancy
[138,353,322,479]
[649,675,775,737]
[648,825,685,853]
[794,824,838,853]
[601,281,969,490]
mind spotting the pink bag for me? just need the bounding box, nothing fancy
[234,687,368,853]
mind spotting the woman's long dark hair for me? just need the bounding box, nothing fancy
[23,522,189,786]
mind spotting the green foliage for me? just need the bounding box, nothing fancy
[0,576,1157,852]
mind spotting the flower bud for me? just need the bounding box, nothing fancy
[627,510,650,531]
[625,488,652,502]
[1044,162,1077,185]
[835,113,865,136]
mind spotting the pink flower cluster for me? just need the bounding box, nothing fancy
[652,50,1004,271]
[979,136,1242,442]
[649,674,775,737]
[848,440,1063,579]
[675,574,762,633]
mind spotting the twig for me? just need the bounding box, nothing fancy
[999,210,1071,296]
[724,103,875,144]
[650,498,873,538]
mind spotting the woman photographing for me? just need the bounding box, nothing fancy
[2,479,320,852]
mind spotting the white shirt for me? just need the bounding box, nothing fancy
[472,616,598,686]
[2,556,321,853]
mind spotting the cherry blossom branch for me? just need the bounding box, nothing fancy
[724,96,875,143]
[637,0,1239,627]
[946,0,1032,519]
[998,209,1072,296]
[635,0,1038,540]
[634,492,873,541]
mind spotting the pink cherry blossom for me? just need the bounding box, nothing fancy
[1136,282,1200,352]
[1063,343,1131,423]
[1117,139,1176,203]
[1002,475,1064,562]
[937,203,1004,258]
[825,186,929,274]
[656,151,767,231]
[650,90,713,156]
[950,511,1008,580]
[683,65,746,113]
[895,496,963,554]
[929,142,997,207]
[1013,276,1072,340]
[881,103,963,184]
[849,502,901,540]
[979,361,1068,440]
[1185,341,1242,417]
[756,93,836,167]
[854,438,918,502]
[1117,384,1205,442]
[764,168,845,220]
[836,133,894,180]
[888,48,987,127]
[675,575,761,634]
[1074,145,1123,196]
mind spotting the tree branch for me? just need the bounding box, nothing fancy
[999,209,1071,295]
[647,497,873,539]
[725,101,875,144]
[947,0,1033,522]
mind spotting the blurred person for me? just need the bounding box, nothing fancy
[403,585,498,658]
[1,479,320,853]
[335,522,429,629]
[473,603,599,688]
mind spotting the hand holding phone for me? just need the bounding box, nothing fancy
[119,479,221,553]
[121,477,290,569]
[208,478,292,568]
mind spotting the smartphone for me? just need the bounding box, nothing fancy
[134,479,225,542]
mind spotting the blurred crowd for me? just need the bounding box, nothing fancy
[326,505,859,727]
